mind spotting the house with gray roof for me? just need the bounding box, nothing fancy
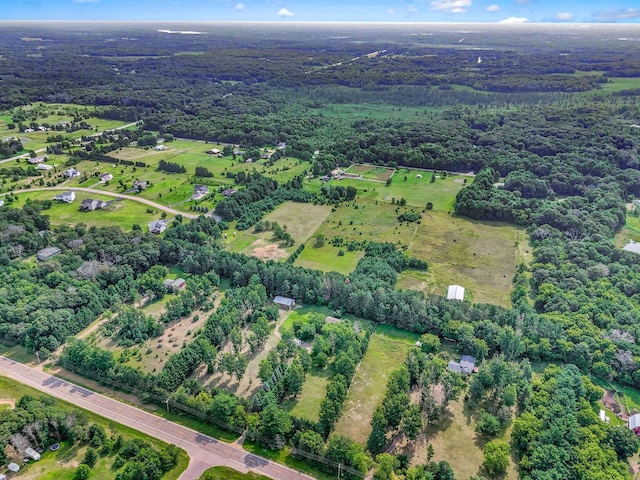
[273,296,296,310]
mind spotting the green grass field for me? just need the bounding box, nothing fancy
[286,369,331,422]
[0,375,188,480]
[7,190,163,231]
[294,244,364,275]
[398,211,528,307]
[332,324,419,443]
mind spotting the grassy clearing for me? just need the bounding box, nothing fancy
[0,375,188,480]
[286,369,331,422]
[346,164,395,182]
[397,211,527,307]
[199,466,270,480]
[332,325,419,443]
[403,396,517,480]
[294,244,364,275]
[616,212,640,246]
[0,343,37,365]
[597,77,640,94]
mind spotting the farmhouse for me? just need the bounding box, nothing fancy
[164,278,187,291]
[629,414,640,436]
[100,173,113,182]
[448,355,476,374]
[447,284,465,301]
[28,155,47,164]
[25,447,41,461]
[37,163,54,171]
[37,246,61,261]
[192,184,209,199]
[133,179,147,192]
[273,296,296,310]
[80,198,108,211]
[222,188,237,196]
[55,191,76,203]
[148,220,168,234]
[64,167,80,178]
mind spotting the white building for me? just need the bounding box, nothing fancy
[37,163,54,171]
[447,285,465,301]
[65,168,80,178]
[55,191,76,203]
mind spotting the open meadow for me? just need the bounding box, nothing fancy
[332,324,419,443]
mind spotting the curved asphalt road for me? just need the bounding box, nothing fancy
[0,356,314,480]
[6,186,199,219]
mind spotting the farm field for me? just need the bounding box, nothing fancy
[6,190,165,231]
[227,202,332,261]
[332,324,420,443]
[398,211,529,307]
[0,375,188,480]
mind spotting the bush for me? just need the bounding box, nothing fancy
[73,464,91,480]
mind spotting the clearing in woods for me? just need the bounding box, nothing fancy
[332,325,419,444]
[227,202,331,260]
[398,211,530,307]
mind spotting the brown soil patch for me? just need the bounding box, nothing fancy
[0,399,15,409]
[250,239,289,261]
[603,389,627,419]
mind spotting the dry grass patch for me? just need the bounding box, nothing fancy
[250,239,290,261]
[398,212,528,307]
[262,202,332,244]
[332,326,419,443]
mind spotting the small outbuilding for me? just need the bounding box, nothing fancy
[273,296,296,310]
[629,413,640,436]
[25,447,41,461]
[148,220,168,234]
[37,163,54,171]
[37,246,62,261]
[7,463,20,473]
[447,285,465,301]
[164,278,186,291]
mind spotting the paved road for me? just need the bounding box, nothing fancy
[0,356,315,480]
[4,186,199,219]
[0,122,138,166]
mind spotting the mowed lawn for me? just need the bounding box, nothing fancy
[294,245,364,275]
[8,190,164,231]
[332,325,419,443]
[286,369,331,422]
[399,211,529,307]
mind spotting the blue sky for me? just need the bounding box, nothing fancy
[2,0,640,23]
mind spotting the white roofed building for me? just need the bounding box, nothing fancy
[447,285,465,301]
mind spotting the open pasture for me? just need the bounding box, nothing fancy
[227,202,331,260]
[399,211,528,307]
[294,244,364,275]
[332,324,419,443]
[344,163,395,182]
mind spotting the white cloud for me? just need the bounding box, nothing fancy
[556,12,573,20]
[594,8,640,21]
[235,2,245,10]
[430,0,471,14]
[486,4,500,12]
[499,16,530,23]
[277,7,294,17]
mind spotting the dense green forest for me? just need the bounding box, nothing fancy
[3,22,640,480]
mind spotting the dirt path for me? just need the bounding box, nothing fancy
[0,399,15,409]
[234,310,292,398]
[4,186,198,219]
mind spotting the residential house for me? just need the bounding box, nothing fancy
[222,188,237,196]
[37,246,61,261]
[447,355,476,374]
[64,167,80,178]
[28,155,48,164]
[277,142,286,150]
[55,191,76,203]
[447,285,465,301]
[206,148,221,155]
[148,220,168,234]
[164,278,187,291]
[133,179,147,192]
[100,173,113,183]
[36,163,54,171]
[193,184,209,199]
[273,296,296,310]
[25,447,41,461]
[80,198,108,211]
[261,152,271,159]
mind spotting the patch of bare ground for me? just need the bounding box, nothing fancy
[0,399,15,409]
[250,238,290,261]
[603,389,628,420]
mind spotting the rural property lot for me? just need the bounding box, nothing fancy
[332,325,419,444]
